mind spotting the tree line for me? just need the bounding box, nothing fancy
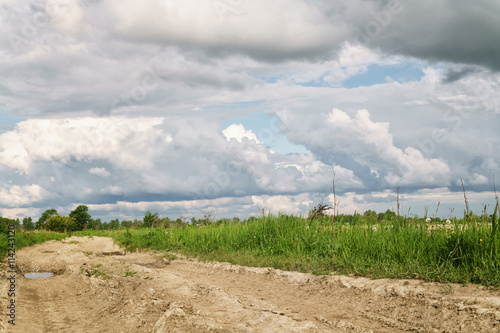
[1,207,231,233]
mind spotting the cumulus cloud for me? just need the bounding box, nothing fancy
[0,117,165,174]
[89,167,111,177]
[222,124,261,143]
[0,116,362,210]
[0,184,49,207]
[251,193,313,215]
[280,107,451,188]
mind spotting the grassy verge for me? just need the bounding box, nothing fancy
[4,212,499,288]
[75,213,500,288]
[0,229,70,264]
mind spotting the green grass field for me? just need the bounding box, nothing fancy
[6,211,500,287]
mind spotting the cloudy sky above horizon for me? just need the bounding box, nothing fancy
[1,0,499,222]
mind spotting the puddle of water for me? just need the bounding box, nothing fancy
[24,272,54,279]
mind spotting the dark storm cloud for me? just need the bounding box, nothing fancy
[442,66,481,83]
[353,0,500,71]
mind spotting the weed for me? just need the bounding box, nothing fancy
[162,252,177,260]
[123,269,137,277]
[441,283,454,295]
[83,266,109,279]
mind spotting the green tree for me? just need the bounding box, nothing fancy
[87,218,101,230]
[121,220,132,229]
[383,209,396,221]
[22,217,34,231]
[0,217,15,234]
[109,218,120,229]
[143,211,159,228]
[36,209,58,229]
[45,215,76,233]
[161,217,171,228]
[69,205,91,231]
[363,210,378,224]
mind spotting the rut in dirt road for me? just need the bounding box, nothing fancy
[1,236,500,332]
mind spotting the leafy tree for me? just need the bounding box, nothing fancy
[22,217,34,231]
[45,215,76,233]
[69,205,91,231]
[109,218,120,229]
[143,211,159,228]
[121,220,132,229]
[0,217,16,234]
[161,217,171,228]
[174,217,186,228]
[132,219,143,228]
[36,209,58,229]
[363,210,377,223]
[383,209,396,221]
[87,218,102,230]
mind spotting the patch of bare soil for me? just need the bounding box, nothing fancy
[1,236,500,332]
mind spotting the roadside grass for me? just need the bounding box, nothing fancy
[3,211,499,288]
[92,212,500,288]
[0,229,70,261]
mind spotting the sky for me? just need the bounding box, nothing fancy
[0,0,499,222]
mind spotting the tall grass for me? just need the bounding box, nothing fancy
[3,211,499,287]
[0,229,69,262]
[103,213,500,287]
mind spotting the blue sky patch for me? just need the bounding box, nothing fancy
[343,62,425,88]
[223,113,308,154]
[0,110,25,134]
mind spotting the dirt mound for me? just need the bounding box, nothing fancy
[1,236,499,332]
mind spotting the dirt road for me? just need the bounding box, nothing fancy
[1,236,499,332]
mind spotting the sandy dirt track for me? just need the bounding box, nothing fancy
[1,236,500,332]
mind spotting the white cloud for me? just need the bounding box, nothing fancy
[46,0,86,35]
[222,123,262,144]
[0,184,49,207]
[0,117,164,174]
[0,116,363,209]
[106,0,343,60]
[89,167,111,178]
[0,207,41,220]
[251,193,313,215]
[324,108,451,186]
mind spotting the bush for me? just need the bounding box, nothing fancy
[45,215,76,233]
